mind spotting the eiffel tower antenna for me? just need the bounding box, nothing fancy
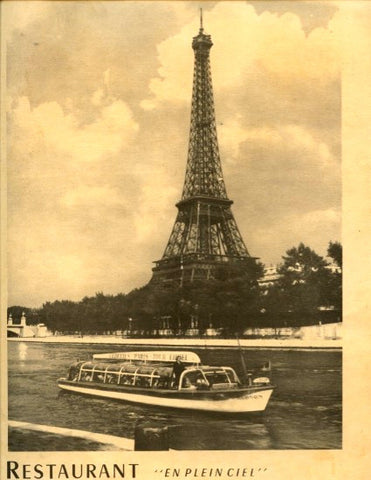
[152,14,258,285]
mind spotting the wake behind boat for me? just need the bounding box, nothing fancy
[58,351,274,414]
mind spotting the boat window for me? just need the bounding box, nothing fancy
[204,371,230,385]
[224,367,240,383]
[78,362,93,381]
[119,373,134,385]
[180,370,208,389]
[80,370,93,382]
[156,367,172,388]
[91,363,106,382]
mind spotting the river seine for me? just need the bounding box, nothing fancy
[8,342,341,450]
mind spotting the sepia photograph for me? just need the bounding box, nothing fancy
[1,0,370,478]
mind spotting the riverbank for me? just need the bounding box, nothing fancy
[8,420,134,451]
[7,335,342,350]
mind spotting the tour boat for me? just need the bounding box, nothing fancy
[57,351,274,414]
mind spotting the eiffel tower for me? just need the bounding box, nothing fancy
[152,12,257,285]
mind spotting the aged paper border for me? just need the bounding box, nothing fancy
[1,1,370,479]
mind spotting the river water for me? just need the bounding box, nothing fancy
[8,342,342,450]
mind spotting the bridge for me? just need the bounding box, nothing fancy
[7,313,35,338]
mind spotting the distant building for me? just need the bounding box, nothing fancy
[326,262,342,274]
[258,260,341,289]
[258,265,280,288]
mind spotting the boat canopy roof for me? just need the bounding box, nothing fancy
[79,361,174,377]
[92,350,201,364]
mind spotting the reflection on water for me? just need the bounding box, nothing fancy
[17,343,28,362]
[8,342,342,450]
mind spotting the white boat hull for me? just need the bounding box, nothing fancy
[58,382,273,414]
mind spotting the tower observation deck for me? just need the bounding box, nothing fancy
[152,12,258,285]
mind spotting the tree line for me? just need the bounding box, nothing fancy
[7,241,342,335]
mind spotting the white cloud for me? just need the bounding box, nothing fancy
[251,207,341,263]
[142,3,340,109]
[303,208,341,225]
[219,120,337,171]
[11,96,139,164]
[133,173,179,243]
[282,207,341,249]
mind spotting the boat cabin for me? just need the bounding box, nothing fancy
[67,361,241,391]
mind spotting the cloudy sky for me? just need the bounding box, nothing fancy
[5,1,344,307]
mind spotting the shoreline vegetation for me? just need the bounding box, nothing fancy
[8,243,342,339]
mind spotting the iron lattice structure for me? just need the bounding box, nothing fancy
[152,19,257,284]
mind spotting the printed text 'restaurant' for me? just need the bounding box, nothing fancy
[7,462,138,479]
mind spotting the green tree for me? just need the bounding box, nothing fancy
[7,306,34,322]
[325,241,342,312]
[327,241,342,269]
[40,300,79,334]
[277,243,331,314]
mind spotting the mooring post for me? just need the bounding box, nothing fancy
[134,424,169,451]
